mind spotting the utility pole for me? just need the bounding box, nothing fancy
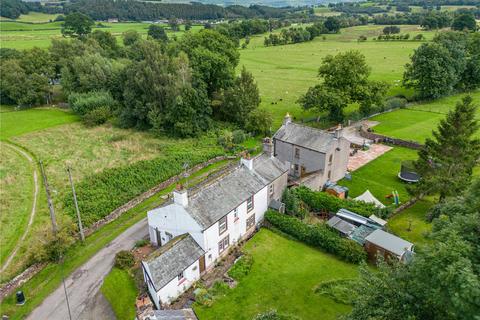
[39,160,57,234]
[67,166,85,242]
[39,160,72,320]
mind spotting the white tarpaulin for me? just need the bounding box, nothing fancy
[355,190,386,209]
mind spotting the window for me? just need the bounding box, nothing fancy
[294,148,300,159]
[246,214,256,229]
[233,208,239,221]
[329,154,333,164]
[165,231,173,242]
[269,184,274,198]
[328,170,331,179]
[177,271,184,281]
[247,195,254,212]
[218,235,230,254]
[218,216,228,235]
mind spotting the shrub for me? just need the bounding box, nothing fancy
[232,129,246,144]
[115,250,135,269]
[63,150,222,226]
[358,35,367,42]
[265,210,367,264]
[385,97,407,109]
[315,279,357,304]
[68,90,116,116]
[282,188,308,219]
[253,309,299,320]
[135,239,149,248]
[83,105,112,126]
[246,108,273,136]
[228,254,253,281]
[217,130,233,149]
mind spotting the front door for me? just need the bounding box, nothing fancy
[199,255,206,274]
[155,228,162,246]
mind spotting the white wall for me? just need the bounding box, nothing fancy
[157,260,201,305]
[147,204,204,248]
[142,262,161,309]
[201,185,269,269]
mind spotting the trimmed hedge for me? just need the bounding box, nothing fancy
[293,186,391,218]
[63,151,222,227]
[265,210,366,264]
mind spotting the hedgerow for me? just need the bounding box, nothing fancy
[63,150,223,227]
[265,210,366,264]
[293,186,391,218]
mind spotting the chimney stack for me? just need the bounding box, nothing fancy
[334,124,343,139]
[263,137,274,158]
[241,153,254,170]
[283,112,292,126]
[173,184,188,207]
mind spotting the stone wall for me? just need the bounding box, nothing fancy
[359,128,424,150]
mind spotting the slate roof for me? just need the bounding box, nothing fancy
[273,122,338,153]
[152,309,198,320]
[327,216,356,235]
[145,234,205,290]
[158,154,288,229]
[365,229,414,257]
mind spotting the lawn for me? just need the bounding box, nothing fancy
[0,107,79,140]
[372,91,480,143]
[388,199,433,249]
[239,24,436,127]
[194,229,358,320]
[100,268,138,320]
[338,146,418,206]
[0,143,35,266]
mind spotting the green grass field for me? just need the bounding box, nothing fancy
[239,24,436,127]
[0,107,79,140]
[338,146,418,206]
[194,228,358,320]
[372,91,480,143]
[0,20,203,50]
[100,268,138,320]
[388,199,433,248]
[0,12,60,23]
[0,143,35,266]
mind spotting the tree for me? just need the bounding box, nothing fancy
[298,85,348,122]
[185,20,192,31]
[452,13,477,31]
[403,43,459,99]
[220,67,260,126]
[169,18,180,31]
[122,30,141,46]
[61,12,94,38]
[148,24,168,41]
[383,25,400,35]
[246,108,273,136]
[413,96,480,201]
[88,30,120,57]
[324,17,341,33]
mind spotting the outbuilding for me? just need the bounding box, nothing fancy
[364,229,414,263]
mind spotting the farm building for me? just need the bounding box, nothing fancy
[143,152,289,308]
[272,113,350,190]
[364,229,414,263]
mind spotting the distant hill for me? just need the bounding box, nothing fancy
[160,0,331,7]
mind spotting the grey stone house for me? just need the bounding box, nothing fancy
[272,113,350,190]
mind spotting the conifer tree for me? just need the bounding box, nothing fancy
[414,96,480,201]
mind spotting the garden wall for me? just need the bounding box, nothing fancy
[359,128,423,150]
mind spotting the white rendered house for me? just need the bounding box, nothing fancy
[142,151,288,309]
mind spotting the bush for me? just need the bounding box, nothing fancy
[217,130,233,149]
[385,97,407,109]
[68,90,116,116]
[293,186,390,218]
[315,279,357,304]
[115,250,135,269]
[83,105,112,126]
[63,150,222,226]
[232,129,246,144]
[282,188,308,219]
[228,254,253,281]
[135,239,149,247]
[265,210,367,264]
[246,108,273,136]
[254,310,299,320]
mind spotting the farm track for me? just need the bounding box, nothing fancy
[0,142,39,273]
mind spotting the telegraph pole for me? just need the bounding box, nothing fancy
[39,160,57,234]
[39,160,72,320]
[67,166,85,242]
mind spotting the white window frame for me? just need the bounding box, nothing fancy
[218,216,228,235]
[247,195,254,212]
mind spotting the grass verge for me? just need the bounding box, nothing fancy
[100,268,138,320]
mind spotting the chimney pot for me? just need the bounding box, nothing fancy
[283,112,292,126]
[173,187,188,207]
[263,137,274,157]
